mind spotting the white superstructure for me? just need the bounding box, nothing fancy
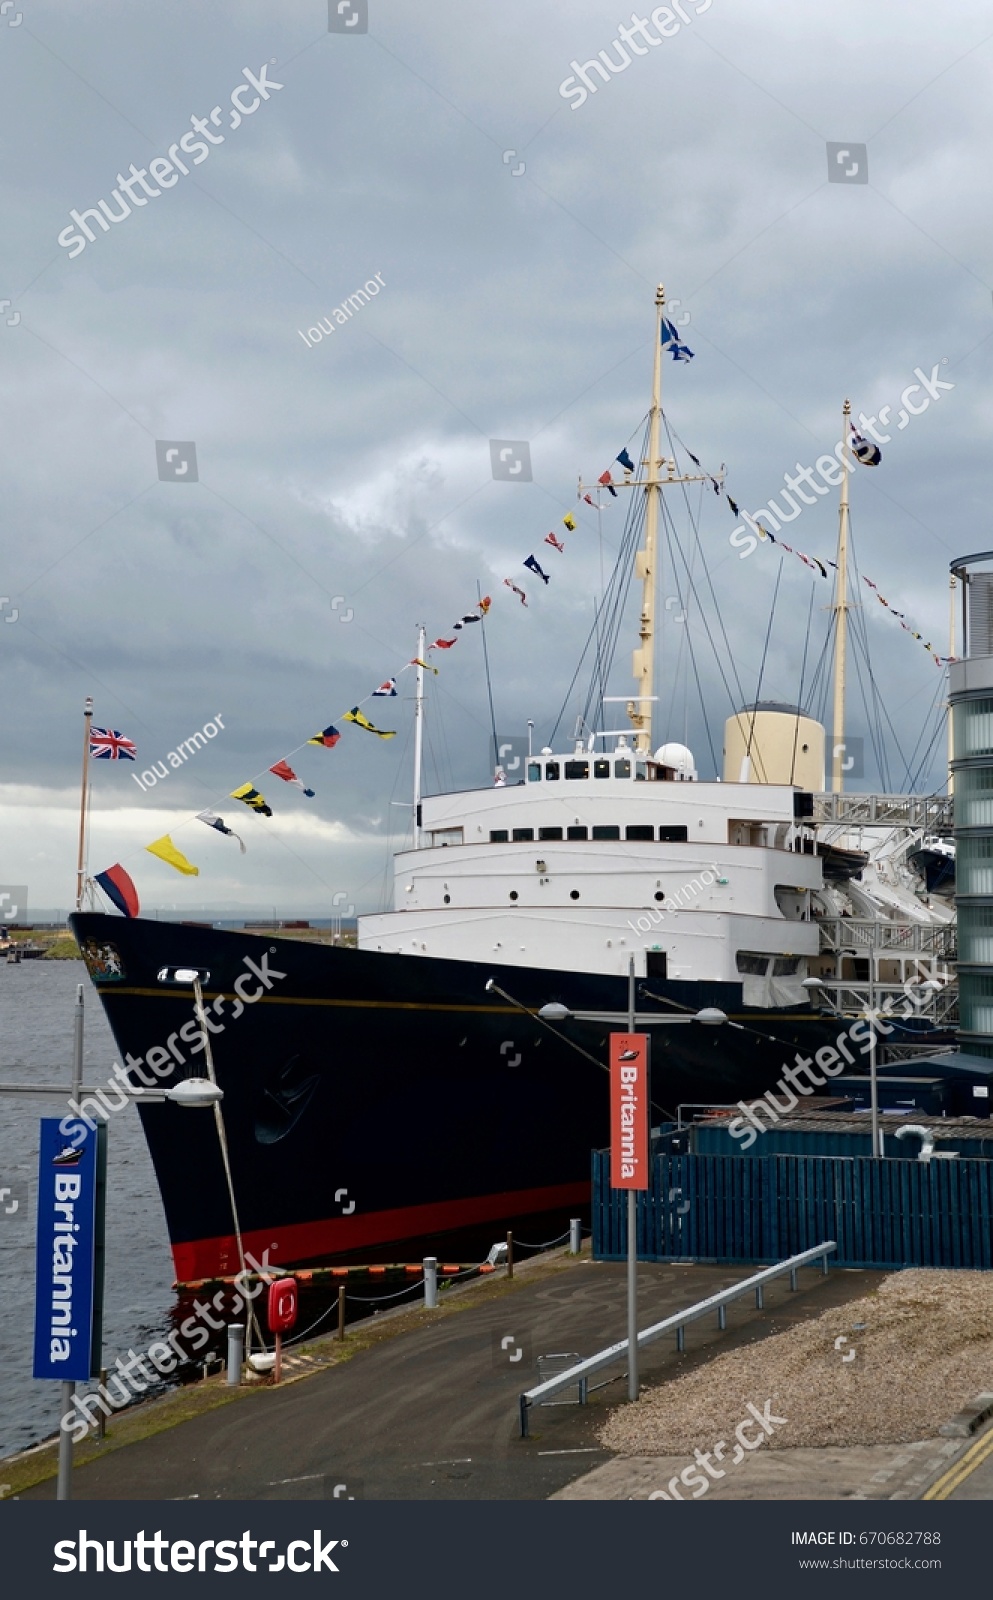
[359,740,821,1000]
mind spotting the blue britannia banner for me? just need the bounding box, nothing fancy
[32,1118,104,1382]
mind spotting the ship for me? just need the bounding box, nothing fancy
[70,286,958,1282]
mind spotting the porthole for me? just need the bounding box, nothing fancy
[570,890,580,900]
[509,891,518,901]
[443,894,451,904]
[654,891,664,902]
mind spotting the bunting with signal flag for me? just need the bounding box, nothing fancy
[307,724,341,748]
[562,513,577,532]
[616,447,636,473]
[197,810,246,852]
[231,783,273,816]
[504,578,528,607]
[270,760,315,797]
[146,835,200,876]
[94,864,140,918]
[545,532,565,552]
[89,727,137,761]
[344,707,395,739]
[524,555,550,585]
[429,638,456,650]
[372,677,397,697]
[410,656,439,675]
[598,470,617,498]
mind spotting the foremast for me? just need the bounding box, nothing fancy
[830,399,853,793]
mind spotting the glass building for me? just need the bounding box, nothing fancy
[950,553,993,1055]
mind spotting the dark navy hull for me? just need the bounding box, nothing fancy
[70,913,887,1280]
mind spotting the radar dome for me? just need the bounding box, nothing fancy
[654,742,697,780]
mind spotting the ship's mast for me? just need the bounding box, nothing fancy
[947,574,956,796]
[628,285,667,755]
[830,399,853,794]
[413,624,425,848]
[579,284,710,756]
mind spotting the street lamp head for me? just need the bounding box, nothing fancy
[538,1002,571,1022]
[167,1078,224,1108]
[692,1007,728,1027]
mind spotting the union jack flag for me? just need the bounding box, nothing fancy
[89,726,137,760]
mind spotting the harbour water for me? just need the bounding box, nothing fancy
[0,961,175,1460]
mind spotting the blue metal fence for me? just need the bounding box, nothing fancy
[593,1150,993,1270]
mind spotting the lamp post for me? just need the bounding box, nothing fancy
[488,970,730,1404]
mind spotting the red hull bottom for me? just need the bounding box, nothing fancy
[172,1180,591,1282]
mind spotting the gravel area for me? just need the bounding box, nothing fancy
[599,1270,993,1455]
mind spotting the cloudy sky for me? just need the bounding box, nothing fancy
[2,0,990,916]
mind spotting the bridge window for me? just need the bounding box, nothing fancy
[635,762,647,781]
[489,830,509,843]
[512,828,534,842]
[592,825,621,841]
[567,826,588,840]
[545,762,560,781]
[736,952,770,975]
[564,760,589,780]
[430,828,463,847]
[614,758,631,778]
[594,759,611,779]
[772,957,801,976]
[527,762,542,783]
[659,825,689,843]
[539,827,563,841]
[626,825,654,841]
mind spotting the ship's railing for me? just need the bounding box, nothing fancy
[810,792,953,831]
[816,919,957,958]
[813,981,959,1028]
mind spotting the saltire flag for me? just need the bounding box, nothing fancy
[661,319,694,362]
[231,783,273,816]
[410,656,439,675]
[851,427,882,466]
[598,470,617,498]
[504,578,527,607]
[308,724,341,748]
[616,447,636,473]
[196,810,246,853]
[562,513,577,531]
[373,677,398,696]
[344,707,395,739]
[545,532,565,552]
[89,727,137,761]
[146,835,199,876]
[94,864,139,918]
[524,554,550,585]
[270,760,315,797]
[429,638,457,650]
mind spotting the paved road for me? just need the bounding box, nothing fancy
[24,1255,882,1502]
[924,1421,993,1501]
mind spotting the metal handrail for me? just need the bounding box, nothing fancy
[816,919,957,955]
[811,793,952,830]
[518,1242,837,1437]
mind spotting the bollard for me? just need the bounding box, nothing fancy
[423,1256,438,1309]
[569,1218,582,1255]
[337,1284,346,1341]
[506,1231,514,1280]
[226,1323,245,1386]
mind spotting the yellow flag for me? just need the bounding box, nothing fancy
[344,707,395,739]
[146,835,199,876]
[562,513,577,531]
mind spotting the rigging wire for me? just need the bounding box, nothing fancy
[477,579,500,774]
[741,559,784,778]
[789,583,818,784]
